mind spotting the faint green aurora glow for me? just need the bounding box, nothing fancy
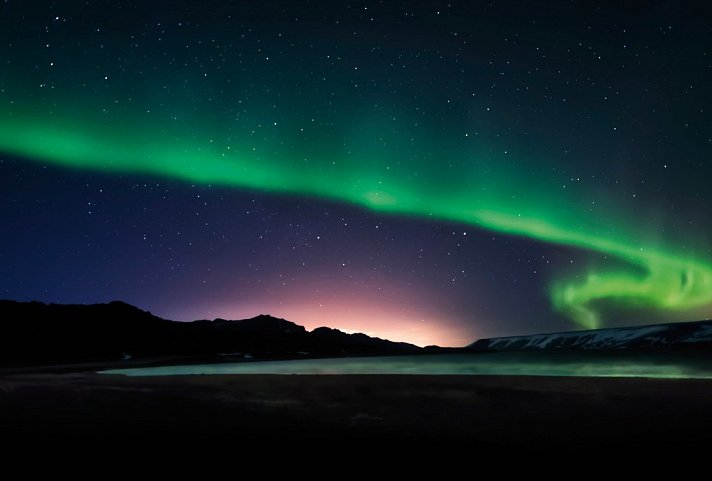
[0,111,710,329]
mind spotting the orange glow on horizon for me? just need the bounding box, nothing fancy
[168,277,480,347]
[211,299,475,347]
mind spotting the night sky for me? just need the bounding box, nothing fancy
[1,1,711,346]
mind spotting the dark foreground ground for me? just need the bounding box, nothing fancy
[2,366,712,451]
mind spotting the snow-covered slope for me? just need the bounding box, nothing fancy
[468,319,712,351]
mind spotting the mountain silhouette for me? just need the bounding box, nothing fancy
[0,300,419,364]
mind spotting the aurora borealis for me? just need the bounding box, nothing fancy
[1,1,711,345]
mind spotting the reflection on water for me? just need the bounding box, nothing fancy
[101,352,712,379]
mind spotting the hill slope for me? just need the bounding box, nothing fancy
[0,300,419,364]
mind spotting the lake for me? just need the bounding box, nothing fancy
[101,352,712,379]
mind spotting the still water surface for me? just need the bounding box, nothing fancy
[101,353,712,379]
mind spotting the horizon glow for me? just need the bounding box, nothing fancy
[1,112,711,329]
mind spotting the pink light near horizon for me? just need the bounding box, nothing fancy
[217,301,473,347]
[159,273,482,346]
[280,305,473,347]
[167,282,477,347]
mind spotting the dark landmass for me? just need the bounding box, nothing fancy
[469,318,712,352]
[2,299,712,446]
[0,299,419,365]
[3,299,712,366]
[0,368,710,451]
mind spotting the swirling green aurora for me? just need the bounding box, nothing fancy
[0,109,710,329]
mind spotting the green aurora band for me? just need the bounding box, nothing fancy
[1,108,710,330]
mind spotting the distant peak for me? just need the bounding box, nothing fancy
[312,326,341,334]
[211,314,293,324]
[107,300,136,308]
[250,314,288,322]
